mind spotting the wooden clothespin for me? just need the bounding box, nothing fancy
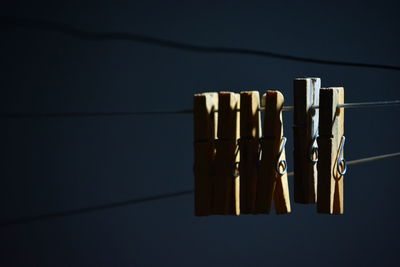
[317,87,345,214]
[293,78,321,204]
[193,93,218,216]
[257,90,291,214]
[213,92,240,215]
[239,91,261,214]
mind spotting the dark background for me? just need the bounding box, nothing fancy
[0,0,399,266]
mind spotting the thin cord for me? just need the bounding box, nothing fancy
[338,100,400,109]
[311,100,400,110]
[1,100,398,118]
[1,17,400,71]
[347,152,400,166]
[0,109,193,119]
[0,190,193,227]
[0,151,399,228]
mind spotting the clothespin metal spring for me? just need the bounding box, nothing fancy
[234,137,287,177]
[233,143,240,178]
[309,133,319,163]
[337,136,347,176]
[276,137,288,175]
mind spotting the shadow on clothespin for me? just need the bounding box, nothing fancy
[213,92,240,215]
[193,93,218,216]
[256,91,291,214]
[293,78,321,204]
[317,87,345,214]
[239,91,261,214]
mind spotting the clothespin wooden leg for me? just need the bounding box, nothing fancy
[317,87,345,214]
[193,93,218,216]
[239,91,261,214]
[293,78,321,204]
[257,91,291,214]
[214,92,240,215]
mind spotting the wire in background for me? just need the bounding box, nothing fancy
[1,16,400,71]
[0,190,193,228]
[0,100,399,119]
[0,109,193,119]
[1,152,399,228]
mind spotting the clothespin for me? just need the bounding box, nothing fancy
[213,92,240,215]
[317,87,345,214]
[293,78,321,204]
[193,93,218,216]
[257,90,291,214]
[239,91,261,214]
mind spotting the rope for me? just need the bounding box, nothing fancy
[1,151,398,228]
[1,100,399,119]
[1,17,400,71]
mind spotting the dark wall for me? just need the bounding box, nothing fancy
[0,1,399,266]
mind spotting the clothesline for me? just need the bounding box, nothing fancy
[1,151,399,228]
[0,100,398,119]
